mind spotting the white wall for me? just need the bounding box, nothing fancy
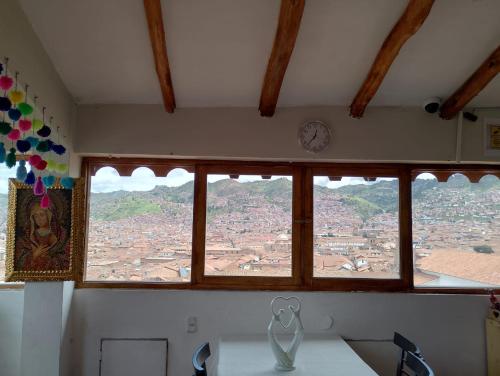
[0,290,24,376]
[20,283,65,376]
[63,290,489,376]
[76,105,500,163]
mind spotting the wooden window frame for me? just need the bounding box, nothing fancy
[74,157,500,294]
[193,164,301,289]
[308,165,410,291]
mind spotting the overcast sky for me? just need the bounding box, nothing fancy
[0,165,441,194]
[89,167,411,193]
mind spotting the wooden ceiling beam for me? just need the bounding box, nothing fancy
[259,0,305,117]
[349,0,434,119]
[144,0,176,113]
[440,46,500,120]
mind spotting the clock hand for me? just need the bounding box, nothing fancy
[306,130,318,146]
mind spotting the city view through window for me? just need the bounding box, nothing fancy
[1,163,498,288]
[204,175,293,277]
[413,174,500,287]
[86,167,194,282]
[313,176,400,279]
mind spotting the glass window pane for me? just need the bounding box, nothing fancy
[205,174,293,277]
[86,167,194,282]
[313,176,400,279]
[413,173,500,287]
[0,162,25,285]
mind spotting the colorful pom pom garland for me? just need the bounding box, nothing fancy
[1,58,73,198]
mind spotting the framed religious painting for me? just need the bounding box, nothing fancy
[4,178,84,281]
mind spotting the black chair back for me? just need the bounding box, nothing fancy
[404,351,434,376]
[394,332,422,357]
[394,332,424,376]
[192,342,210,376]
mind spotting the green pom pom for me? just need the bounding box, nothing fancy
[0,121,12,135]
[36,140,50,153]
[5,148,16,168]
[18,102,33,116]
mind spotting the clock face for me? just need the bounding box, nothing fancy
[298,121,331,153]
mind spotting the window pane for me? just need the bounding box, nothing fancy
[0,163,25,285]
[313,176,400,279]
[86,167,194,282]
[205,175,293,277]
[413,174,500,287]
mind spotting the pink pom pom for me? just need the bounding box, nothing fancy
[36,159,48,170]
[0,76,13,91]
[40,192,50,208]
[34,176,45,196]
[19,119,32,132]
[7,128,21,141]
[29,154,42,166]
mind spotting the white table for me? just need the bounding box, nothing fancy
[216,334,378,376]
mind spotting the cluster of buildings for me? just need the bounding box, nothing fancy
[1,180,496,286]
[412,185,500,286]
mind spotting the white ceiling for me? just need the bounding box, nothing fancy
[19,0,500,108]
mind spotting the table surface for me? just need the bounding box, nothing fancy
[216,334,378,376]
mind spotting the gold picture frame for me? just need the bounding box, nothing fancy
[5,178,84,281]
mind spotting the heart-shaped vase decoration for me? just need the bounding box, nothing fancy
[268,296,304,372]
[271,296,301,329]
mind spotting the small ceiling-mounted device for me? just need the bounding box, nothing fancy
[422,97,442,114]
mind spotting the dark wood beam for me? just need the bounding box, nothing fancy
[440,46,500,120]
[350,0,434,118]
[259,0,305,117]
[144,0,176,113]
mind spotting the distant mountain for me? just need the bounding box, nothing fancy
[0,173,497,224]
[73,174,500,223]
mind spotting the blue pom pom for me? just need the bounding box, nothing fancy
[37,125,51,138]
[16,139,31,153]
[42,175,56,188]
[0,142,5,163]
[24,170,35,185]
[0,97,11,112]
[16,160,27,182]
[25,136,39,148]
[60,176,74,189]
[8,108,21,122]
[52,144,66,155]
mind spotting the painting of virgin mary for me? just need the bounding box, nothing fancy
[5,179,83,281]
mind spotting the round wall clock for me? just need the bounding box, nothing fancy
[298,121,331,153]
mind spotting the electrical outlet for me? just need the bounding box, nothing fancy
[186,316,197,333]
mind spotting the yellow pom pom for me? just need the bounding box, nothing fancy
[47,159,56,172]
[57,163,68,174]
[32,119,43,131]
[8,90,24,104]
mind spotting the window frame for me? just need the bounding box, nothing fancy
[75,157,500,294]
[194,164,301,288]
[308,165,410,291]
